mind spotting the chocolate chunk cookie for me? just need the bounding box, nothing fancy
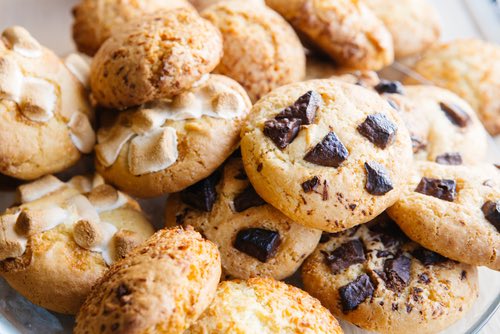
[302,213,478,334]
[240,79,413,232]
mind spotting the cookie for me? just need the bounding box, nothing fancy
[72,0,194,56]
[190,0,264,11]
[186,277,343,334]
[302,213,479,334]
[95,74,251,197]
[363,0,441,58]
[387,161,500,270]
[405,39,500,135]
[0,174,155,314]
[201,1,305,102]
[0,26,95,180]
[74,226,221,334]
[165,156,321,280]
[266,0,394,71]
[240,79,413,232]
[90,8,223,109]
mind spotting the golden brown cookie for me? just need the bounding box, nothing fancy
[74,227,221,334]
[72,0,194,56]
[190,0,264,11]
[90,8,223,109]
[0,26,95,180]
[0,174,154,314]
[405,39,500,135]
[202,1,305,102]
[266,0,394,70]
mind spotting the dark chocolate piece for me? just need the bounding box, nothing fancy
[339,274,375,313]
[364,162,394,195]
[301,176,320,193]
[357,113,398,149]
[481,200,500,232]
[412,248,448,266]
[275,90,322,125]
[418,273,431,284]
[368,215,408,247]
[435,152,463,165]
[234,228,281,262]
[415,177,456,202]
[439,102,471,128]
[233,185,266,212]
[383,254,411,292]
[374,80,404,95]
[264,118,301,149]
[304,132,349,167]
[322,180,329,201]
[324,239,366,274]
[180,171,220,212]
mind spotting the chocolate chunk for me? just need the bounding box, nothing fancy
[435,152,463,165]
[412,248,448,266]
[319,232,334,243]
[234,228,281,262]
[383,254,411,292]
[460,270,467,280]
[257,163,263,172]
[264,118,301,149]
[322,180,329,201]
[415,177,456,202]
[439,102,471,128]
[411,136,427,153]
[233,185,266,212]
[376,250,393,258]
[180,171,220,212]
[301,176,320,193]
[275,90,322,125]
[374,80,404,95]
[418,273,430,284]
[304,132,349,167]
[339,274,375,313]
[324,239,366,274]
[495,164,500,170]
[368,216,408,247]
[349,203,357,211]
[481,201,500,232]
[364,162,394,195]
[357,113,398,149]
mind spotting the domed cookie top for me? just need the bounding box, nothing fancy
[165,156,321,280]
[388,162,500,270]
[0,174,154,314]
[186,277,343,334]
[266,0,394,70]
[202,1,305,102]
[0,26,95,180]
[74,227,221,334]
[95,74,251,197]
[302,213,478,334]
[190,0,264,11]
[240,79,413,232]
[72,0,194,56]
[90,8,223,109]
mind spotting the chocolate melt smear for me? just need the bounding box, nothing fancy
[435,152,463,165]
[324,239,366,274]
[181,171,220,212]
[374,80,404,95]
[304,132,349,167]
[357,113,398,149]
[415,177,456,202]
[339,274,375,313]
[234,228,281,262]
[364,162,394,195]
[275,90,322,125]
[482,201,500,232]
[263,118,301,149]
[439,102,471,128]
[233,185,266,212]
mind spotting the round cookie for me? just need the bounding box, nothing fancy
[74,226,221,334]
[405,39,500,135]
[186,277,343,334]
[266,0,394,71]
[72,0,194,56]
[95,74,252,197]
[165,156,322,280]
[302,213,479,334]
[363,0,441,58]
[90,8,223,109]
[240,79,413,232]
[201,1,305,102]
[0,174,155,314]
[387,161,500,270]
[190,0,264,11]
[0,26,95,180]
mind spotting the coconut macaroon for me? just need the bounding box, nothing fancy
[74,227,221,334]
[0,26,95,180]
[0,174,154,314]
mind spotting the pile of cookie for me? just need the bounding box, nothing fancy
[0,0,498,333]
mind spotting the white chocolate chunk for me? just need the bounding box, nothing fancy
[0,55,23,101]
[0,213,27,261]
[19,77,57,122]
[65,195,100,223]
[2,26,42,58]
[95,126,135,167]
[15,207,67,237]
[87,184,127,212]
[64,53,91,88]
[68,111,96,153]
[128,127,178,175]
[17,175,65,203]
[73,219,117,265]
